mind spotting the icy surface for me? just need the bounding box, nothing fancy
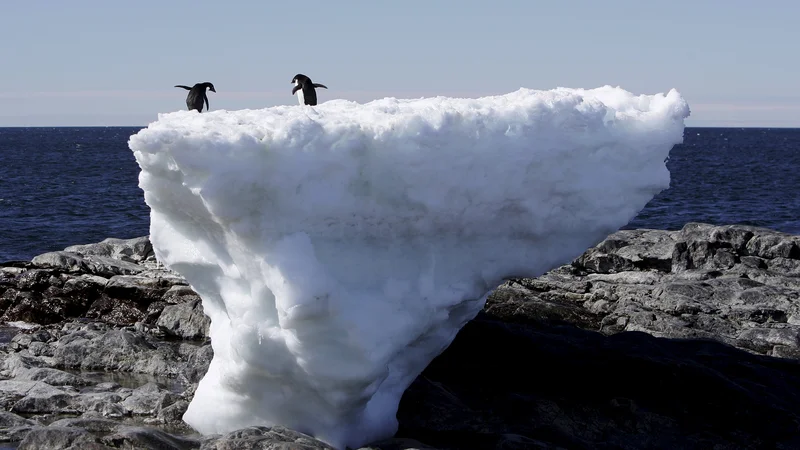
[129,86,689,449]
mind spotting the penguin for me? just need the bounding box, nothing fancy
[291,74,327,106]
[174,82,216,112]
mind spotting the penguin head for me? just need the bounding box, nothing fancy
[291,74,310,86]
[202,82,216,93]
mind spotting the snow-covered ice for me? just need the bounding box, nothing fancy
[129,86,689,449]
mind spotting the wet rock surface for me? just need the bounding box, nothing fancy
[1,225,799,449]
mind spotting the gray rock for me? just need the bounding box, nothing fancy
[15,367,89,387]
[121,382,176,416]
[48,417,121,432]
[81,254,145,277]
[157,299,210,340]
[18,418,200,449]
[575,228,676,273]
[496,223,800,359]
[9,382,74,414]
[181,344,213,385]
[52,328,180,376]
[105,275,175,300]
[162,285,202,305]
[0,410,38,442]
[100,425,200,449]
[199,426,336,450]
[74,392,129,418]
[0,410,37,428]
[31,252,90,273]
[0,380,67,401]
[28,340,51,356]
[3,235,191,328]
[0,426,36,444]
[17,426,104,450]
[65,236,154,264]
[32,251,145,277]
[746,232,800,259]
[157,399,189,424]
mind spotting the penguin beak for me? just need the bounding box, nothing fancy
[210,87,216,93]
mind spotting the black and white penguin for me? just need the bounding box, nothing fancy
[174,82,216,112]
[291,74,327,106]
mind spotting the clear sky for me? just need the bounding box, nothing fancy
[1,0,798,127]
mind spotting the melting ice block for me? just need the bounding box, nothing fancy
[129,86,689,449]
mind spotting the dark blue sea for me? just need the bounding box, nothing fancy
[1,127,799,262]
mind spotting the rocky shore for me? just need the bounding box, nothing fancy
[1,222,799,449]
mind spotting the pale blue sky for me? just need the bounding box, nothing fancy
[1,0,798,127]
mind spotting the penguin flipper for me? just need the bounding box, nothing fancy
[204,94,210,112]
[292,85,301,95]
[313,83,328,89]
[175,85,192,90]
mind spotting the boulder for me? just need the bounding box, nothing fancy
[156,299,210,341]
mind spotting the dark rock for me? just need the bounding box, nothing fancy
[62,274,108,298]
[13,269,61,291]
[2,290,88,325]
[358,438,439,450]
[85,295,147,325]
[485,279,600,330]
[3,236,189,328]
[395,313,800,450]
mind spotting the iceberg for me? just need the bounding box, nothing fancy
[129,86,689,449]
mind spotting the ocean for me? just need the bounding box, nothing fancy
[1,127,798,262]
